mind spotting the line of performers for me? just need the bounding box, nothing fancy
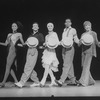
[0,19,100,88]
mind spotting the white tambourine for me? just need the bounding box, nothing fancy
[26,37,39,47]
[46,37,59,49]
[81,34,94,46]
[61,37,73,48]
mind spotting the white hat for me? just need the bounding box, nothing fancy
[46,37,59,49]
[61,37,73,48]
[26,37,39,47]
[81,33,94,45]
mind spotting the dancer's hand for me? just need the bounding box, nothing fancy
[39,46,44,49]
[39,46,46,49]
[78,39,82,47]
[0,42,7,46]
[98,42,100,47]
[58,41,62,45]
[17,43,23,47]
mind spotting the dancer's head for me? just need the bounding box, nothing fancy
[32,22,39,32]
[47,22,54,32]
[83,21,92,31]
[65,19,72,28]
[11,21,23,33]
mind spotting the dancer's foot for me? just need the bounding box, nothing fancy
[49,81,58,87]
[89,83,95,86]
[15,82,23,88]
[77,82,84,87]
[0,82,5,87]
[67,80,78,86]
[30,83,40,87]
[39,83,45,87]
[55,80,63,87]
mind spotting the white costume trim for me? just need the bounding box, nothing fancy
[42,32,59,72]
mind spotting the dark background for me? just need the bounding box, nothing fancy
[0,0,100,82]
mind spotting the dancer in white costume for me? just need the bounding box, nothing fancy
[30,23,60,87]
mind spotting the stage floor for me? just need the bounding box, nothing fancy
[0,80,100,97]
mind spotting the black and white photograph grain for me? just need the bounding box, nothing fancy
[0,0,100,100]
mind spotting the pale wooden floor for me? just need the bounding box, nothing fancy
[0,81,100,97]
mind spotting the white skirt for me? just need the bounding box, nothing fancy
[42,49,59,72]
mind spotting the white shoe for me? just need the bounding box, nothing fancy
[49,82,58,87]
[30,83,40,87]
[15,82,23,88]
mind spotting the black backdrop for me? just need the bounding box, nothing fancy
[0,0,100,82]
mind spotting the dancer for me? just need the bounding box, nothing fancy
[77,21,100,86]
[55,19,79,86]
[30,22,60,87]
[0,21,24,87]
[15,22,44,88]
